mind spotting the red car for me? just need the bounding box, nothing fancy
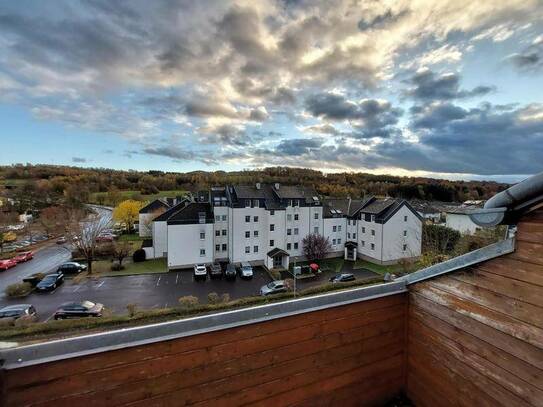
[13,251,34,263]
[0,259,17,271]
[96,235,114,243]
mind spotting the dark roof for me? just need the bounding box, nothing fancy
[267,248,289,257]
[139,199,170,214]
[152,200,189,222]
[360,198,397,215]
[233,184,276,200]
[141,239,153,248]
[167,202,214,225]
[322,197,370,218]
[273,185,318,202]
[345,241,358,248]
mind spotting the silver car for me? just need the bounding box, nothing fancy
[260,280,286,296]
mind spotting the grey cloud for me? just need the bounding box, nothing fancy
[304,123,341,135]
[249,108,269,122]
[142,146,195,161]
[506,38,543,71]
[358,9,408,31]
[185,99,239,119]
[404,70,494,101]
[275,138,324,156]
[72,157,87,163]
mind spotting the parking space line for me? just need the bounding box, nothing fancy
[73,285,81,292]
[96,280,105,288]
[175,274,179,285]
[156,276,161,286]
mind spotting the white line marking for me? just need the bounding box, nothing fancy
[73,285,81,292]
[156,276,161,286]
[96,281,105,288]
[175,273,179,285]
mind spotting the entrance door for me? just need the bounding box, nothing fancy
[347,248,354,260]
[273,255,282,268]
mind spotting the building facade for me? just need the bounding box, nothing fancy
[140,184,423,270]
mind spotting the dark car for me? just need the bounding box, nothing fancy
[0,304,37,321]
[210,263,223,278]
[36,273,64,292]
[329,273,356,283]
[225,264,237,280]
[53,301,104,320]
[57,262,87,274]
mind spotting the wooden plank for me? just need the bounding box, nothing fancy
[520,208,543,223]
[477,258,543,287]
[452,268,543,307]
[430,275,543,328]
[410,317,543,406]
[411,282,543,349]
[509,241,543,266]
[6,294,406,389]
[7,311,405,406]
[517,221,543,244]
[409,305,543,391]
[409,335,531,407]
[409,292,543,370]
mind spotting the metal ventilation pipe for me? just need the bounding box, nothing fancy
[469,171,543,227]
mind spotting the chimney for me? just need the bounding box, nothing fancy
[274,183,280,190]
[256,182,261,190]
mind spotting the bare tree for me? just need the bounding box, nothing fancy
[302,233,331,261]
[112,240,131,267]
[38,206,67,236]
[66,209,111,274]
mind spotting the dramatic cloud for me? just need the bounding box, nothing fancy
[506,35,543,71]
[275,138,325,156]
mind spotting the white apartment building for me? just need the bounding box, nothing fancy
[140,184,423,270]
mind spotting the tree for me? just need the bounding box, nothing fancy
[0,211,17,254]
[106,186,122,207]
[113,200,144,233]
[66,209,111,274]
[38,206,67,236]
[302,233,331,261]
[112,240,131,267]
[422,224,461,254]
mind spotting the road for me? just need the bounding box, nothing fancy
[0,269,273,321]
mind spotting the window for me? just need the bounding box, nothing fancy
[361,240,365,247]
[333,226,337,232]
[254,216,259,222]
[222,243,227,251]
[338,238,342,244]
[200,249,206,256]
[314,213,319,219]
[270,210,275,215]
[332,239,336,245]
[294,228,299,235]
[254,230,259,237]
[314,227,319,234]
[287,243,291,250]
[370,243,375,250]
[215,230,220,237]
[215,244,220,252]
[245,215,250,223]
[294,214,299,221]
[270,224,275,231]
[371,229,375,236]
[245,200,250,208]
[353,233,356,239]
[287,214,292,221]
[254,245,259,253]
[403,230,407,237]
[294,242,298,249]
[371,215,375,222]
[245,246,250,254]
[347,232,351,239]
[404,215,408,222]
[245,231,250,238]
[362,227,366,233]
[338,225,342,232]
[222,215,227,221]
[200,232,205,240]
[270,239,274,246]
[253,200,259,208]
[287,228,293,235]
[222,229,227,236]
[294,199,299,207]
[403,244,407,251]
[215,215,220,221]
[364,214,371,222]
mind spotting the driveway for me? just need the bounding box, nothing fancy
[0,267,272,321]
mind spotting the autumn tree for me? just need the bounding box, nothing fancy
[302,233,332,261]
[113,200,144,233]
[38,206,67,236]
[0,211,17,254]
[106,186,122,207]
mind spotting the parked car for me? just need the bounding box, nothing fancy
[210,263,223,278]
[96,235,114,243]
[239,262,254,279]
[225,264,237,280]
[56,237,67,244]
[57,262,87,274]
[53,301,103,320]
[0,304,37,321]
[260,280,287,296]
[0,258,17,271]
[329,273,356,283]
[193,264,207,280]
[13,251,34,263]
[35,273,64,292]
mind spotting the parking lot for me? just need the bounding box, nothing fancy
[0,267,273,321]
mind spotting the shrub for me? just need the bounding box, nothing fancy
[178,295,199,309]
[221,293,230,303]
[110,263,125,271]
[5,282,33,298]
[126,303,138,317]
[207,292,220,304]
[22,273,46,287]
[133,249,146,262]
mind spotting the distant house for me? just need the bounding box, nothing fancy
[408,201,442,224]
[138,197,186,237]
[445,207,482,235]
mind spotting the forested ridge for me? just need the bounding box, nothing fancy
[0,164,508,202]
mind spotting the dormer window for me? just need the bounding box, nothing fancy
[198,212,206,224]
[245,200,251,208]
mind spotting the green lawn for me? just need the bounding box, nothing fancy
[119,233,144,242]
[89,190,188,205]
[353,259,423,276]
[88,258,168,277]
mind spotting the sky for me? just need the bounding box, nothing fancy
[0,0,542,182]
